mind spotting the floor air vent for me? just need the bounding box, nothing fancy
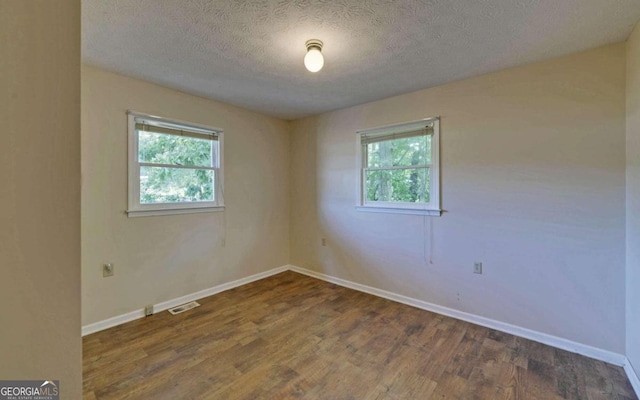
[168,301,200,315]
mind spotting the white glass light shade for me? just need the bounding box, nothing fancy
[304,47,324,72]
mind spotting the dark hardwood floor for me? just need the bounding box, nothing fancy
[83,271,637,399]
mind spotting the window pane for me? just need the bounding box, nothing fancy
[366,135,431,168]
[140,166,214,204]
[365,167,430,203]
[138,131,213,167]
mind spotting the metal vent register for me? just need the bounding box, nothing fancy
[168,301,200,315]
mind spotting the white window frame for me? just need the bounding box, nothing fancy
[356,117,441,216]
[126,111,224,218]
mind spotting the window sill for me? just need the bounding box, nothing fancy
[356,206,442,216]
[126,206,225,218]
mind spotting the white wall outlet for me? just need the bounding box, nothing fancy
[474,262,483,274]
[145,304,154,317]
[103,263,114,277]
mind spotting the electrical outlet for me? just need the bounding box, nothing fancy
[145,304,154,317]
[103,263,114,277]
[474,262,483,274]
[321,238,327,246]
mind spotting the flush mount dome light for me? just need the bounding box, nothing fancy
[304,39,324,72]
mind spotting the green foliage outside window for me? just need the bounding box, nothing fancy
[138,131,215,204]
[365,135,431,203]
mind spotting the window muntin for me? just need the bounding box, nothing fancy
[127,112,224,217]
[357,118,440,215]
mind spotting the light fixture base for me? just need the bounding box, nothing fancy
[305,39,323,51]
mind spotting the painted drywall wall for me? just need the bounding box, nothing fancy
[0,1,81,397]
[82,66,290,325]
[627,21,640,376]
[290,44,627,353]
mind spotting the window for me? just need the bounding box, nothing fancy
[356,118,440,215]
[127,111,224,217]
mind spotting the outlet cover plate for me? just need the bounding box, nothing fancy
[474,262,483,274]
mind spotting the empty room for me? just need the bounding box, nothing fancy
[3,0,640,399]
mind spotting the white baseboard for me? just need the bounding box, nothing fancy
[287,265,626,367]
[81,265,289,336]
[625,358,640,397]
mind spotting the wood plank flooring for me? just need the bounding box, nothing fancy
[83,271,637,399]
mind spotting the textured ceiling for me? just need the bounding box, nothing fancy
[82,0,640,120]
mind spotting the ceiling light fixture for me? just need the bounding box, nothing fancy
[304,39,324,73]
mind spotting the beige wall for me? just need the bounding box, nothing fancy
[82,66,290,325]
[290,44,627,352]
[0,1,81,397]
[627,21,640,375]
